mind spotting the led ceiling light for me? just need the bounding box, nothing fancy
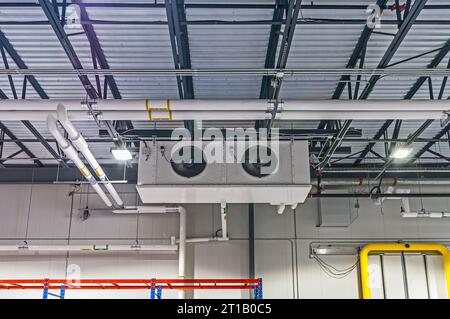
[391,147,413,159]
[112,148,133,161]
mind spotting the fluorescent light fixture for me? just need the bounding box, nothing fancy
[391,147,413,159]
[112,148,132,161]
[402,211,450,218]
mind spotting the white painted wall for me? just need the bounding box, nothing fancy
[1,184,450,299]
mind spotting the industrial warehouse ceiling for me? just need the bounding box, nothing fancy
[1,0,450,182]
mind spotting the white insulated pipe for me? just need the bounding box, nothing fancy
[47,114,113,207]
[0,244,178,252]
[220,203,228,240]
[177,206,187,300]
[57,104,124,207]
[114,205,187,299]
[2,99,450,120]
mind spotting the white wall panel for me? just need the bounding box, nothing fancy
[193,241,249,299]
[405,255,429,299]
[1,184,450,298]
[381,255,406,299]
[255,240,294,299]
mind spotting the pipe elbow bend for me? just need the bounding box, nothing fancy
[57,103,79,139]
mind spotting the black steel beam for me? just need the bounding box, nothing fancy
[71,0,121,100]
[38,0,98,99]
[438,57,450,100]
[0,122,44,167]
[0,165,137,184]
[0,31,48,99]
[0,88,7,99]
[349,1,428,165]
[426,149,450,162]
[6,18,450,27]
[408,121,450,164]
[0,31,62,167]
[355,37,450,165]
[0,44,18,99]
[39,0,127,149]
[21,120,69,168]
[405,38,450,99]
[359,0,428,99]
[316,120,352,169]
[374,119,434,179]
[268,0,301,99]
[260,0,286,99]
[262,0,301,131]
[1,2,450,10]
[0,130,5,168]
[388,120,402,156]
[353,120,395,166]
[165,0,195,133]
[332,0,389,100]
[72,0,134,134]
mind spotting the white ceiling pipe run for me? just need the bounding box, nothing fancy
[1,99,450,120]
[0,111,266,121]
[57,104,124,207]
[279,100,450,120]
[47,114,113,207]
[0,245,178,252]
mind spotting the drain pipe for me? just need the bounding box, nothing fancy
[114,205,186,299]
[47,114,113,207]
[220,203,228,240]
[56,104,123,207]
[177,206,187,299]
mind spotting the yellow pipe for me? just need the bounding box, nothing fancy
[360,243,450,299]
